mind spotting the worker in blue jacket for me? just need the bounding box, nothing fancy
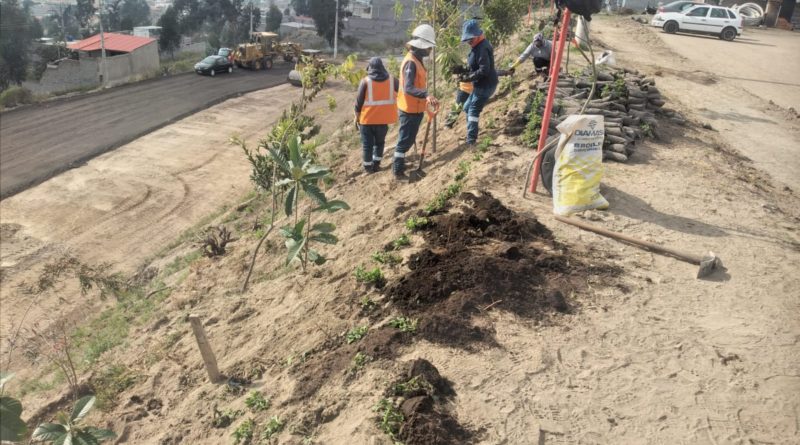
[458,19,498,145]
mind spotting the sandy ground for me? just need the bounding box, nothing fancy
[590,16,800,192]
[1,16,798,445]
[0,82,354,358]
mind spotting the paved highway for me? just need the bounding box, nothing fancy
[0,66,291,198]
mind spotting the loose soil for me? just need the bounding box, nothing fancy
[1,14,798,445]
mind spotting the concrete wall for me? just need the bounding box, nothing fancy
[23,58,99,94]
[23,42,160,93]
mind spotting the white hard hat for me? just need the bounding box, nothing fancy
[407,24,436,49]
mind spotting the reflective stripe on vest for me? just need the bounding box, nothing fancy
[397,53,427,114]
[359,76,398,125]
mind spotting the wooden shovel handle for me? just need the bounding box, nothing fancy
[554,215,703,265]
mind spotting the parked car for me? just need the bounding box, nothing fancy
[651,4,743,41]
[194,55,233,76]
[218,47,233,62]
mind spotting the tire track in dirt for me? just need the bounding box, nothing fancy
[0,67,291,199]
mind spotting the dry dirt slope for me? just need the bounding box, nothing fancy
[69,37,800,445]
[3,17,800,445]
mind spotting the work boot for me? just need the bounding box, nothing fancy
[394,171,408,181]
[372,162,381,172]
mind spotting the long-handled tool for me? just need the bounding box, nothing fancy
[554,215,724,279]
[415,103,439,174]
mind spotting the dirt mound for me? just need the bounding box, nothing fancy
[421,191,551,247]
[386,192,576,332]
[389,359,474,445]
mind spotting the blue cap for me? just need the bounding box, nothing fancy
[461,19,483,42]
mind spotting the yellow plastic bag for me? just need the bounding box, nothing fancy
[552,115,609,215]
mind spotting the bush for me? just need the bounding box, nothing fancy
[0,86,34,108]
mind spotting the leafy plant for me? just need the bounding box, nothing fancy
[374,398,404,442]
[391,375,434,397]
[261,416,284,440]
[360,296,377,312]
[350,352,372,371]
[388,317,418,334]
[273,136,350,271]
[354,266,386,287]
[391,234,411,250]
[32,396,116,444]
[245,391,270,412]
[522,90,545,147]
[371,252,402,266]
[232,418,255,445]
[640,122,654,138]
[346,325,369,344]
[1,373,26,443]
[424,182,463,215]
[454,161,471,181]
[405,216,431,231]
[326,94,337,111]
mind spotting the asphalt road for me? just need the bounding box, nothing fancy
[0,65,292,199]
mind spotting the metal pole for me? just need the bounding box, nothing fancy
[528,8,571,194]
[431,0,436,153]
[98,0,108,87]
[333,0,339,60]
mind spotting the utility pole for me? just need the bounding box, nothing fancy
[333,0,338,60]
[98,0,108,86]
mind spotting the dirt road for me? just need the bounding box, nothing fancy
[0,66,290,199]
[591,18,800,191]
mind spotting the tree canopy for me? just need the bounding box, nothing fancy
[308,0,348,47]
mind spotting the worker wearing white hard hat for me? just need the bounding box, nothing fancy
[391,24,439,180]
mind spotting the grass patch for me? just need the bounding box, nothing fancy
[374,398,404,443]
[350,352,372,371]
[232,418,255,445]
[91,364,141,410]
[261,416,284,440]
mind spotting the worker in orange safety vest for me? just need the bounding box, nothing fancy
[354,57,399,173]
[391,24,439,180]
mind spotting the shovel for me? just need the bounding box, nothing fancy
[413,103,439,176]
[554,215,724,279]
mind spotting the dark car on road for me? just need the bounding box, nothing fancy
[194,55,233,77]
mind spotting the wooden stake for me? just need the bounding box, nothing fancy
[188,314,222,383]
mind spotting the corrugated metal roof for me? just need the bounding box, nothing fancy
[68,33,155,53]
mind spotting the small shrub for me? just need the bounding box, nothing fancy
[244,391,270,412]
[350,352,372,371]
[360,295,377,311]
[232,418,255,445]
[640,122,654,138]
[405,216,431,231]
[371,251,401,266]
[391,234,411,250]
[388,317,418,334]
[391,375,434,397]
[261,416,284,440]
[374,398,404,442]
[354,265,385,287]
[0,86,34,108]
[346,325,369,344]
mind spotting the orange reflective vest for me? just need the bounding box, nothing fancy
[458,81,474,94]
[359,77,398,125]
[397,53,427,114]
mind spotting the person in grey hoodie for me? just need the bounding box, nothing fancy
[354,57,400,173]
[510,33,553,77]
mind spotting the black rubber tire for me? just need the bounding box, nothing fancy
[663,21,679,34]
[720,27,736,41]
[264,58,273,70]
